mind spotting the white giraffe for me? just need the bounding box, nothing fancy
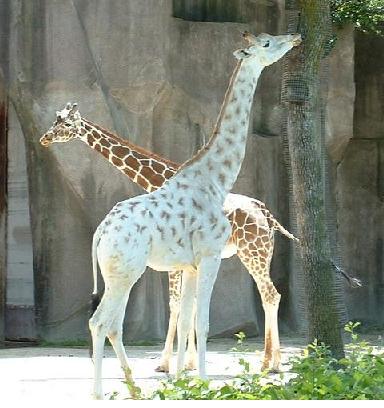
[88,32,301,399]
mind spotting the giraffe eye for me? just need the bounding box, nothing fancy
[263,41,270,48]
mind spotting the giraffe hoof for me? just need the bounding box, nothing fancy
[184,363,197,371]
[268,368,280,374]
[155,365,169,373]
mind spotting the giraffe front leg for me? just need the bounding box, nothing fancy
[176,270,196,377]
[156,271,182,373]
[195,256,221,379]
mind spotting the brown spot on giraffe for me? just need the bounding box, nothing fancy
[87,133,95,145]
[234,209,247,226]
[161,211,170,221]
[140,166,156,181]
[125,156,140,171]
[123,167,136,179]
[216,145,224,155]
[92,130,101,139]
[206,159,214,171]
[151,161,166,174]
[136,175,149,191]
[208,185,217,197]
[99,137,110,148]
[132,151,146,161]
[209,213,218,225]
[101,147,110,156]
[164,169,175,179]
[223,159,232,169]
[151,174,165,188]
[156,225,165,240]
[176,238,184,248]
[140,159,151,167]
[191,198,203,211]
[218,173,226,185]
[111,156,124,167]
[112,145,131,157]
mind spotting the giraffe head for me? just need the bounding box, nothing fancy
[234,32,301,66]
[40,102,82,147]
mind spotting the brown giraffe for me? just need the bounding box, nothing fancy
[41,32,302,399]
[41,104,298,373]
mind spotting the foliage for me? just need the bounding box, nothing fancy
[150,323,384,400]
[331,0,384,35]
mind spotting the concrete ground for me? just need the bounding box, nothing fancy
[1,335,382,401]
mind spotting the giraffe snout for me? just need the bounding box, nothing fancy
[40,133,53,147]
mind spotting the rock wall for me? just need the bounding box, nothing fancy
[337,31,384,328]
[0,0,382,342]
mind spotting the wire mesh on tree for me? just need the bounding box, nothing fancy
[281,0,348,337]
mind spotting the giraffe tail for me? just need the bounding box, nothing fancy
[90,230,101,318]
[252,199,299,243]
[272,219,300,242]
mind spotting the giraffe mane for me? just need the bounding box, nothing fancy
[175,60,243,173]
[83,118,181,170]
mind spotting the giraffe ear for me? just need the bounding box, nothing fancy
[69,103,78,114]
[242,31,258,45]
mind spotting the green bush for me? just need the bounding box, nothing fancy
[150,322,384,400]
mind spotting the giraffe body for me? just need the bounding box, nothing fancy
[41,32,301,398]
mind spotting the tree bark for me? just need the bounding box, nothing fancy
[283,0,344,357]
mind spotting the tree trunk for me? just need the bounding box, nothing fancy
[283,0,344,357]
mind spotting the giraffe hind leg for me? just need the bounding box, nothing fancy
[156,270,182,373]
[89,285,126,399]
[89,264,145,399]
[238,247,281,373]
[107,292,141,399]
[261,291,281,372]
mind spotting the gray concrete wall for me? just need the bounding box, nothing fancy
[337,31,384,328]
[1,0,382,342]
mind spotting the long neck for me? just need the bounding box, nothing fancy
[178,59,263,200]
[79,119,179,193]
